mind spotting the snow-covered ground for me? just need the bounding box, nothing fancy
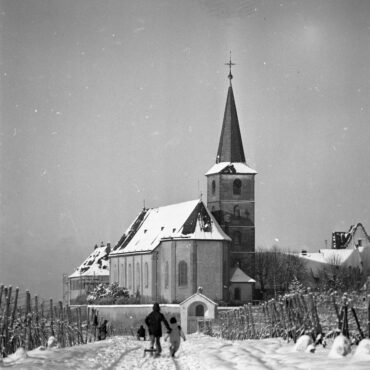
[2,334,370,370]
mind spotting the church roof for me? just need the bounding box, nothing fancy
[216,84,246,163]
[206,162,257,176]
[111,199,231,255]
[230,267,256,283]
[69,243,110,278]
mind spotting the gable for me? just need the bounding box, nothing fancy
[332,223,370,249]
[69,244,110,278]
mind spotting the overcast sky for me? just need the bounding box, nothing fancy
[1,0,369,300]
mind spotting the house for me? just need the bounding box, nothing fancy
[299,223,370,279]
[332,223,370,275]
[299,248,363,278]
[229,266,256,302]
[68,242,111,304]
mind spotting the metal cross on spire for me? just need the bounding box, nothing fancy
[225,51,235,84]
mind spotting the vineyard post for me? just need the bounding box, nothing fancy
[367,295,370,338]
[8,286,19,354]
[50,299,55,337]
[58,301,64,347]
[3,286,11,355]
[25,290,31,350]
[248,303,255,339]
[53,304,59,343]
[10,287,19,328]
[350,302,364,339]
[0,284,4,308]
[78,307,83,343]
[34,296,39,348]
[86,307,90,344]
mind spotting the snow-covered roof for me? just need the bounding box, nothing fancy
[299,248,362,276]
[69,244,110,278]
[206,162,257,176]
[230,267,256,283]
[111,199,231,255]
[332,223,370,249]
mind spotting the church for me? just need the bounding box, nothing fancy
[109,62,257,303]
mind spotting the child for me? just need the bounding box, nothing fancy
[164,317,186,357]
[98,319,108,340]
[145,302,171,355]
[137,325,146,341]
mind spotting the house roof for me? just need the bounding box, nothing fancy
[110,199,231,255]
[332,223,370,249]
[216,84,246,163]
[69,244,110,278]
[206,162,257,176]
[299,248,362,276]
[230,267,256,283]
[300,249,356,265]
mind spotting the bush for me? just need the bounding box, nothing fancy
[87,282,130,304]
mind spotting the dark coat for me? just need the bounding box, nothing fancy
[145,306,170,337]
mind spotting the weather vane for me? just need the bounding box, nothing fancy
[225,51,235,83]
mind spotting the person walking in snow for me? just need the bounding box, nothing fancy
[145,302,171,355]
[137,325,146,341]
[164,317,186,357]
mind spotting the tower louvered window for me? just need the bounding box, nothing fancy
[233,179,242,195]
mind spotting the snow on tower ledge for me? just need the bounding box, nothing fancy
[206,162,257,176]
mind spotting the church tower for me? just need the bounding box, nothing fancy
[206,58,257,273]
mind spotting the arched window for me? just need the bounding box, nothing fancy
[233,179,242,195]
[195,304,204,316]
[233,231,241,248]
[128,264,132,289]
[211,180,216,195]
[178,261,188,286]
[120,263,124,287]
[144,262,149,288]
[136,262,140,290]
[165,261,169,289]
[234,287,241,301]
[233,205,240,219]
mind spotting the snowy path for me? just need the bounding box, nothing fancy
[3,334,370,370]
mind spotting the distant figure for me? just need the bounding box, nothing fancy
[137,325,146,341]
[145,302,171,355]
[165,317,186,357]
[98,319,108,340]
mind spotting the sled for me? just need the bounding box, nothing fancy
[143,348,161,358]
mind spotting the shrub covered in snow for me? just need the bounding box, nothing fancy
[87,282,130,304]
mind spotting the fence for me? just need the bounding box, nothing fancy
[0,285,108,357]
[197,292,370,342]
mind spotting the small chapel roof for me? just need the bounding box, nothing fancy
[111,199,231,255]
[230,267,256,283]
[206,162,257,176]
[69,243,110,278]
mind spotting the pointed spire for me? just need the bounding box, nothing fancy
[216,55,246,163]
